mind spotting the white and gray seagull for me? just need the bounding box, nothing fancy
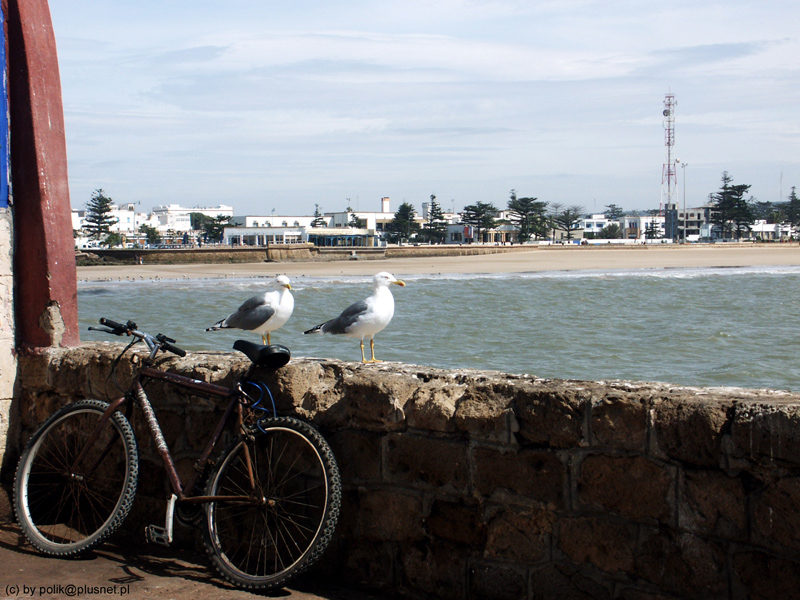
[304,272,406,363]
[206,275,294,345]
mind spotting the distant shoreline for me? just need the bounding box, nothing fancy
[76,243,800,281]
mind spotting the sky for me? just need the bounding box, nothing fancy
[49,0,800,217]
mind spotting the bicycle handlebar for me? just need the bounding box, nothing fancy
[92,318,187,357]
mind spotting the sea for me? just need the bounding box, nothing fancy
[78,265,800,392]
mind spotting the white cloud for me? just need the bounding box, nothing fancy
[50,0,800,213]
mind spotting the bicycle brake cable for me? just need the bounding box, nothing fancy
[107,336,142,396]
[240,380,278,432]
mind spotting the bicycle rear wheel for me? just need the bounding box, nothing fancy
[14,399,139,556]
[203,416,341,590]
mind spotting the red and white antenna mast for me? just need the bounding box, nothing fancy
[661,93,677,213]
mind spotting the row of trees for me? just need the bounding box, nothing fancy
[384,191,590,244]
[387,173,800,244]
[708,172,800,240]
[82,172,800,248]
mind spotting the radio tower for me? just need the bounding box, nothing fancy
[661,93,678,237]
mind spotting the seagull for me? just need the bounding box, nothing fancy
[304,272,406,363]
[206,275,294,345]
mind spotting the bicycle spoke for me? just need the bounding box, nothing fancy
[204,418,340,590]
[15,401,138,555]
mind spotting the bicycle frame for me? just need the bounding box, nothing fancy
[81,364,256,506]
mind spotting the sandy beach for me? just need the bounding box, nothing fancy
[77,243,800,281]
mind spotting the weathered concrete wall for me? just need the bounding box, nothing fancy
[6,344,800,600]
[0,210,13,470]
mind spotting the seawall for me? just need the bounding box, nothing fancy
[78,243,543,266]
[4,344,800,599]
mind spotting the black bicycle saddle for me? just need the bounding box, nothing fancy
[233,340,291,369]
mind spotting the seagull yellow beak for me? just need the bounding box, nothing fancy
[284,283,292,290]
[392,280,406,287]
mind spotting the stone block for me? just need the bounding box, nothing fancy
[591,393,647,451]
[729,401,800,468]
[473,446,565,505]
[341,540,396,590]
[405,383,461,433]
[401,542,466,600]
[652,395,733,466]
[16,353,51,394]
[732,551,800,600]
[636,529,727,600]
[558,515,636,575]
[751,477,800,552]
[679,469,746,540]
[578,454,674,522]
[0,344,15,399]
[616,588,683,600]
[468,561,528,600]
[337,370,417,431]
[327,429,382,483]
[273,360,338,415]
[484,505,554,563]
[427,499,487,548]
[357,488,425,542]
[515,384,588,448]
[454,384,518,443]
[385,433,469,492]
[529,563,614,600]
[184,400,229,450]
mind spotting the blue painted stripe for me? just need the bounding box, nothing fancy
[0,4,8,209]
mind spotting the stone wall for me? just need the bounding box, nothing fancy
[5,344,800,600]
[81,244,318,265]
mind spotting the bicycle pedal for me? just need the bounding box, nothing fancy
[145,524,171,547]
[145,493,177,547]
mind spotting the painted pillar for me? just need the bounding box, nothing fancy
[7,0,79,349]
[1,0,79,471]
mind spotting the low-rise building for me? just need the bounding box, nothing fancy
[620,215,666,241]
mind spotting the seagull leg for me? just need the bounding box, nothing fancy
[360,340,367,363]
[262,333,268,345]
[371,339,382,362]
[364,338,381,363]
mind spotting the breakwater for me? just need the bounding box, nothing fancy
[4,344,800,599]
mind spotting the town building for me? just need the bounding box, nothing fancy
[620,215,666,241]
[151,204,233,232]
[580,214,613,237]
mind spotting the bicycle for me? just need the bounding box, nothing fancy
[13,317,341,591]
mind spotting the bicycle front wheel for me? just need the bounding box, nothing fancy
[203,416,341,590]
[14,399,139,556]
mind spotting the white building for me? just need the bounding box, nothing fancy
[72,203,158,236]
[223,226,306,246]
[620,215,666,241]
[151,204,233,232]
[580,214,613,237]
[233,215,319,228]
[745,220,793,241]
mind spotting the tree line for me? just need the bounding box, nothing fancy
[80,172,800,248]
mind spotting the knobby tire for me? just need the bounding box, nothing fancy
[203,416,341,590]
[14,399,139,556]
